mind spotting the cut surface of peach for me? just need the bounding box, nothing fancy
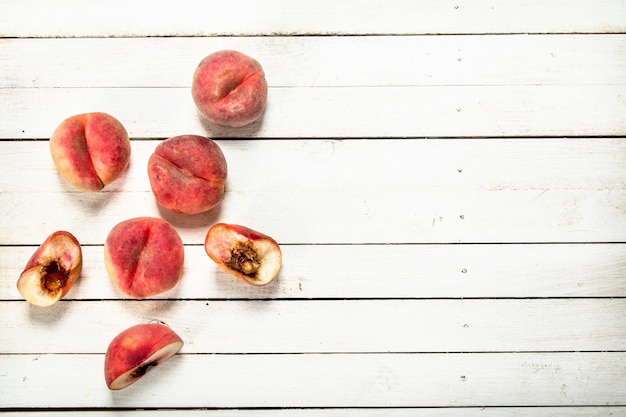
[17,231,82,307]
[205,223,282,286]
[104,323,184,390]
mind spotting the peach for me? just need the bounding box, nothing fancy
[104,217,184,299]
[16,231,82,307]
[191,50,268,127]
[49,112,130,191]
[204,223,282,286]
[104,322,184,390]
[148,135,227,214]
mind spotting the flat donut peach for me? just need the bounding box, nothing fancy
[192,50,268,128]
[49,112,130,191]
[104,217,184,299]
[148,135,227,214]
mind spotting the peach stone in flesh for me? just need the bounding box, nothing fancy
[104,323,184,390]
[205,223,282,286]
[16,231,83,307]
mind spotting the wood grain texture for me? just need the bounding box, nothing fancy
[3,409,626,417]
[3,35,625,88]
[1,0,625,414]
[2,0,625,36]
[3,85,625,139]
[3,244,625,300]
[1,353,625,408]
[0,139,624,245]
[2,299,625,354]
[4,139,626,192]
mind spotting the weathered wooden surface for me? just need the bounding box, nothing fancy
[2,0,625,36]
[1,1,625,415]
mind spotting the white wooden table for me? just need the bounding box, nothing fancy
[1,1,626,415]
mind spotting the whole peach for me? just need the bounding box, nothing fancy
[148,135,227,214]
[49,112,130,191]
[104,217,184,299]
[192,50,268,127]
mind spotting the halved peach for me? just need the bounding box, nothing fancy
[104,322,184,390]
[17,231,82,307]
[204,223,282,286]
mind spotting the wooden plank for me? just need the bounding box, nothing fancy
[3,35,625,88]
[3,408,625,417]
[1,187,624,245]
[1,0,625,37]
[2,299,625,354]
[3,244,625,300]
[1,5,625,416]
[1,139,624,245]
[3,139,625,194]
[2,85,625,139]
[1,352,624,408]
[6,190,626,245]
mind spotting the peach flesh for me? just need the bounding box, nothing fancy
[104,217,184,299]
[16,231,82,307]
[192,50,268,127]
[104,323,184,390]
[205,223,282,286]
[148,135,227,214]
[49,112,130,192]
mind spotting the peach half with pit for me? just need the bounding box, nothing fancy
[49,112,130,192]
[148,135,227,214]
[16,231,82,307]
[192,50,268,127]
[104,322,184,390]
[104,217,184,299]
[204,223,282,286]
